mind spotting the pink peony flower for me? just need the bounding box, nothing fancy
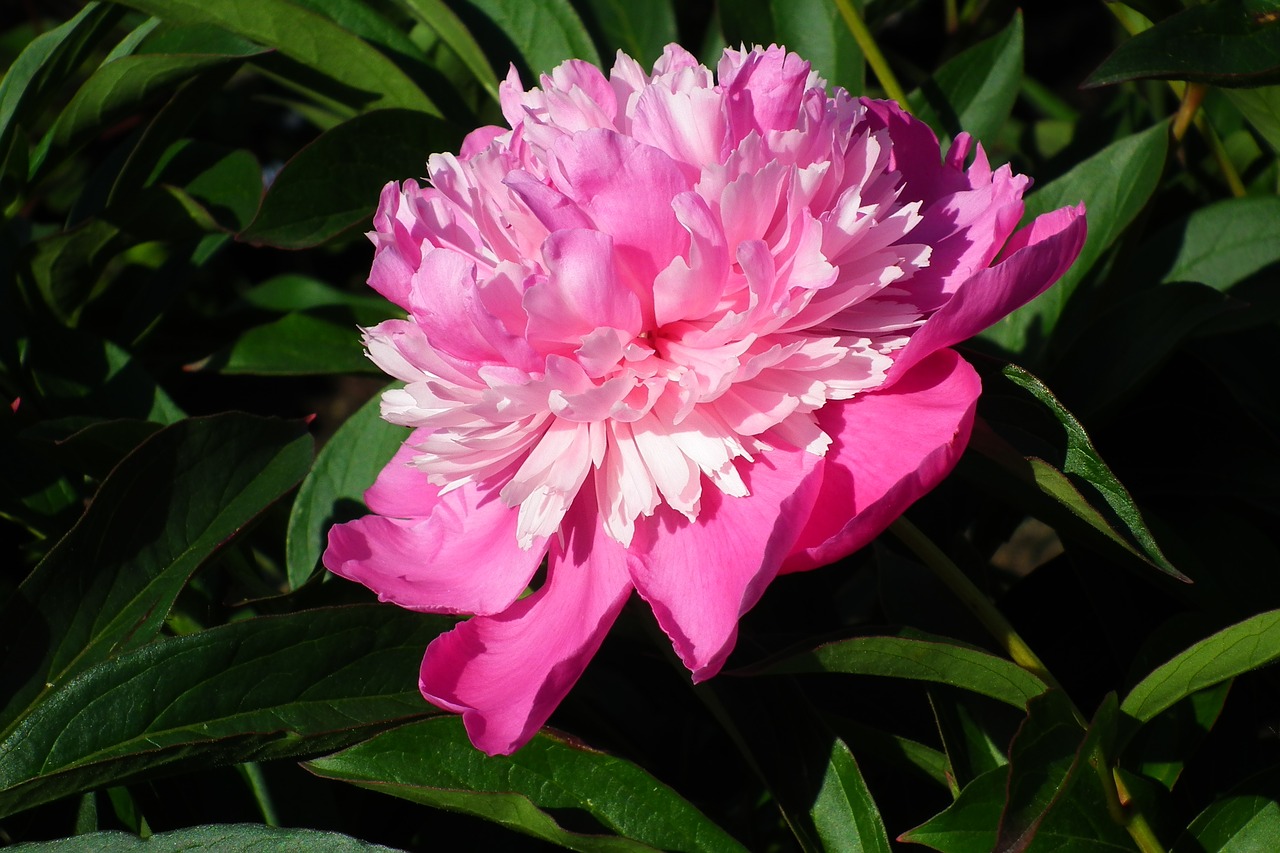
[323,43,1085,755]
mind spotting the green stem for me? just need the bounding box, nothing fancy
[889,518,1065,696]
[832,0,912,111]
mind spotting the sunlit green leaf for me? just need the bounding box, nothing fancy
[107,0,440,115]
[395,0,500,99]
[455,0,600,76]
[912,11,1024,144]
[811,738,893,853]
[1139,196,1280,291]
[983,121,1169,356]
[754,632,1048,709]
[899,767,1004,853]
[1001,365,1181,578]
[189,310,378,375]
[1172,764,1280,852]
[307,716,748,853]
[1122,609,1280,725]
[0,606,444,819]
[286,387,405,589]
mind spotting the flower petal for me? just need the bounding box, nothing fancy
[629,442,824,680]
[783,348,980,573]
[889,204,1086,382]
[323,474,547,616]
[418,489,633,755]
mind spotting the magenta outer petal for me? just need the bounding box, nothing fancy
[888,204,1086,383]
[783,349,981,573]
[417,491,634,755]
[629,443,825,681]
[323,444,546,616]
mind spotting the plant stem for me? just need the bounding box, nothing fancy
[889,518,1064,696]
[1172,82,1206,142]
[832,0,913,112]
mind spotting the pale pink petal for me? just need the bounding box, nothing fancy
[524,229,642,346]
[889,204,1086,381]
[418,491,633,755]
[629,442,824,680]
[783,349,981,573]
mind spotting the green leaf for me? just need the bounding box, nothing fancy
[770,0,865,96]
[4,824,403,852]
[189,310,378,375]
[983,121,1169,356]
[1001,365,1182,578]
[1123,682,1230,789]
[23,331,184,423]
[1172,764,1280,852]
[306,716,748,853]
[288,0,424,61]
[0,414,313,739]
[240,273,395,315]
[0,3,123,163]
[1142,196,1280,291]
[395,0,500,99]
[0,606,444,818]
[49,44,269,154]
[1085,0,1280,88]
[577,0,678,67]
[912,11,1024,144]
[754,632,1048,710]
[996,694,1132,852]
[456,0,600,76]
[929,691,1011,794]
[1121,609,1280,725]
[21,218,124,323]
[239,109,460,249]
[811,738,893,853]
[1224,85,1280,153]
[286,387,405,589]
[899,767,1005,853]
[106,0,440,115]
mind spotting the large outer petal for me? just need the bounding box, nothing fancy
[629,442,825,681]
[417,488,634,755]
[322,442,546,616]
[783,349,981,573]
[888,204,1087,382]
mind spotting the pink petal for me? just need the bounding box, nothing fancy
[524,229,642,346]
[418,489,634,755]
[323,478,546,616]
[888,204,1085,381]
[364,431,436,518]
[719,45,811,136]
[629,442,825,680]
[783,349,981,573]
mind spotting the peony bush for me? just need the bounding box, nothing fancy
[2,3,1277,852]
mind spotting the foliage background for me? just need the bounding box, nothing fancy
[2,0,1279,850]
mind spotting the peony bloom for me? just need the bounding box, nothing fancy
[323,43,1085,755]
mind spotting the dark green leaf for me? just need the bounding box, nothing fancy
[983,121,1168,356]
[21,219,123,323]
[5,824,403,851]
[306,716,748,853]
[1085,0,1280,88]
[0,606,444,818]
[0,414,312,738]
[286,387,405,589]
[239,273,395,316]
[49,45,269,154]
[1224,85,1280,153]
[0,3,123,162]
[811,738,893,853]
[239,109,460,249]
[754,632,1048,709]
[1123,682,1230,789]
[23,331,184,423]
[1141,196,1280,291]
[577,0,678,67]
[395,0,500,100]
[1001,365,1182,578]
[1121,609,1280,725]
[929,691,1010,794]
[288,0,423,61]
[189,310,377,375]
[107,0,440,115]
[912,11,1024,144]
[1172,764,1280,852]
[455,0,601,76]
